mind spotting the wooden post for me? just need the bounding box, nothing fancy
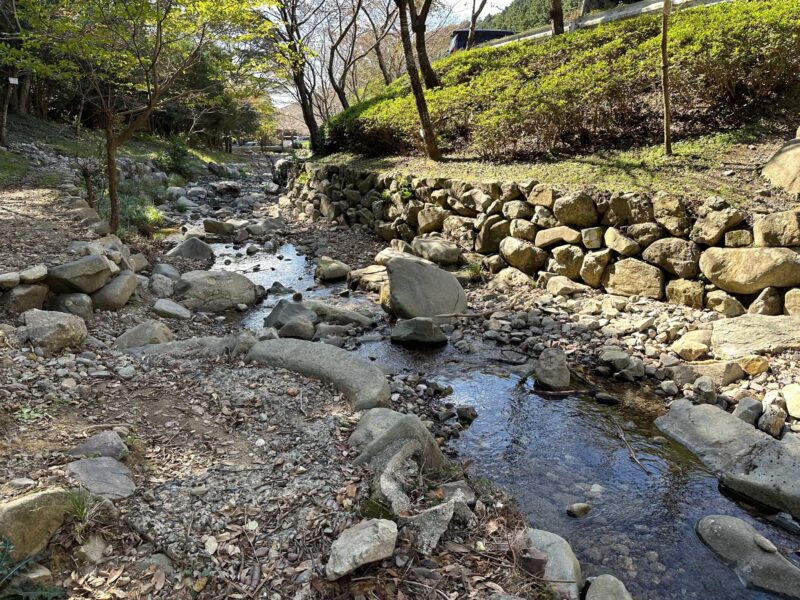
[661,0,673,156]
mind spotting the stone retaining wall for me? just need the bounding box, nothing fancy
[283,162,800,316]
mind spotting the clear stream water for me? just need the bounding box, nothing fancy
[213,242,800,600]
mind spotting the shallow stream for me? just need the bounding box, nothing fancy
[213,241,800,599]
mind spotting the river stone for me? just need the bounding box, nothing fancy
[129,253,149,273]
[666,279,704,309]
[533,348,571,390]
[152,263,181,281]
[6,284,48,313]
[325,519,397,580]
[264,299,319,329]
[67,457,135,500]
[401,501,454,555]
[175,270,257,312]
[353,411,447,472]
[91,271,137,311]
[50,293,94,322]
[166,237,214,260]
[699,248,800,294]
[535,226,581,248]
[711,314,800,359]
[762,139,800,194]
[753,210,800,247]
[706,290,746,318]
[383,258,467,319]
[149,273,174,298]
[553,192,598,227]
[69,431,129,460]
[0,488,69,560]
[247,339,390,410]
[642,238,701,278]
[417,207,449,234]
[786,289,800,316]
[527,529,582,600]
[152,298,191,319]
[490,267,534,290]
[757,405,786,438]
[732,397,763,425]
[581,226,605,249]
[18,264,45,284]
[656,400,800,519]
[601,258,663,299]
[748,287,782,315]
[532,205,558,229]
[500,237,548,274]
[502,200,534,220]
[0,271,19,289]
[278,316,316,340]
[349,408,406,448]
[627,222,665,248]
[391,317,447,346]
[203,219,234,235]
[315,256,351,281]
[475,216,510,253]
[697,515,800,598]
[602,193,653,226]
[725,230,754,247]
[47,255,112,294]
[586,575,633,600]
[115,320,174,349]
[303,300,373,327]
[22,309,88,352]
[604,228,640,257]
[411,238,459,266]
[690,197,743,246]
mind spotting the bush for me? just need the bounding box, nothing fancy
[326,0,800,159]
[99,191,164,237]
[154,136,193,177]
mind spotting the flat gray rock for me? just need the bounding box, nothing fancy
[69,431,128,460]
[385,257,467,319]
[390,317,447,345]
[325,519,397,580]
[656,400,800,519]
[697,515,800,598]
[67,457,135,500]
[246,339,390,410]
[586,574,633,600]
[711,314,800,359]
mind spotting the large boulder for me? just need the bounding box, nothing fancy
[762,138,800,194]
[49,293,94,322]
[527,529,582,600]
[753,210,800,247]
[417,206,449,234]
[601,258,664,299]
[711,314,800,359]
[175,270,257,312]
[696,515,800,598]
[263,299,319,329]
[90,271,137,311]
[699,247,800,294]
[47,255,112,294]
[383,258,467,319]
[315,256,351,281]
[499,237,547,274]
[166,237,215,260]
[21,309,88,352]
[0,488,69,560]
[115,320,174,349]
[642,238,701,278]
[604,228,639,257]
[325,519,397,581]
[475,216,511,253]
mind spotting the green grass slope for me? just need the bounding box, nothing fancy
[326,0,800,160]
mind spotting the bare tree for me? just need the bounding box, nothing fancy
[364,0,398,85]
[394,0,441,159]
[661,0,673,156]
[466,0,489,50]
[407,0,440,89]
[327,0,363,110]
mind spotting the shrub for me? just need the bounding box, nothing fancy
[154,136,192,177]
[99,191,164,237]
[326,0,800,159]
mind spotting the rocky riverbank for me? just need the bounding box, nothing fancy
[3,145,800,599]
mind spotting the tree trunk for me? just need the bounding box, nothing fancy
[294,72,321,153]
[397,0,441,160]
[467,0,489,50]
[17,73,30,115]
[409,7,439,89]
[661,0,673,156]
[104,119,120,233]
[551,0,564,35]
[0,80,14,147]
[374,40,393,85]
[328,63,349,110]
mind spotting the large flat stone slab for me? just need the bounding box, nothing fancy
[656,400,800,519]
[246,339,390,410]
[711,314,800,359]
